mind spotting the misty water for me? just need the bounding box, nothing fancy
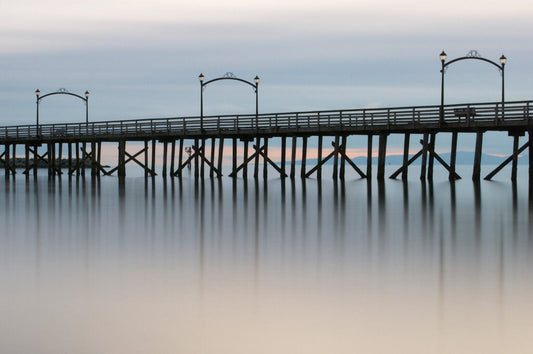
[1,166,532,353]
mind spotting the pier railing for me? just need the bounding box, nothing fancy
[1,100,531,141]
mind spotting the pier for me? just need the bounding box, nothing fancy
[0,100,532,183]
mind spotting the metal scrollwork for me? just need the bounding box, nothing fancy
[223,72,237,79]
[466,50,482,58]
[57,88,69,93]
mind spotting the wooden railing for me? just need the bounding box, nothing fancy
[0,100,531,140]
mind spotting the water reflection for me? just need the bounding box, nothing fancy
[1,171,533,353]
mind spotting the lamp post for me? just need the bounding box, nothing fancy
[35,88,91,135]
[85,90,90,124]
[439,50,506,124]
[35,89,41,134]
[199,72,260,131]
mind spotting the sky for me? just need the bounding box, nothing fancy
[1,0,533,154]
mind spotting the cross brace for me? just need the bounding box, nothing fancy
[0,151,16,175]
[389,139,461,180]
[106,147,156,176]
[228,144,287,178]
[22,149,63,175]
[305,141,366,178]
[484,140,530,180]
[174,145,221,177]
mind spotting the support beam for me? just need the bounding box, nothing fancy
[420,133,429,180]
[340,135,347,180]
[427,133,436,180]
[217,138,224,179]
[290,137,297,179]
[232,138,237,179]
[402,133,410,181]
[210,138,216,179]
[472,132,483,181]
[377,134,388,180]
[118,140,126,177]
[243,139,249,179]
[145,140,149,178]
[484,141,529,180]
[300,136,307,179]
[449,132,458,181]
[162,141,168,177]
[332,135,339,179]
[170,140,176,179]
[317,135,323,180]
[254,136,260,179]
[390,137,461,180]
[367,135,373,179]
[152,139,157,178]
[280,137,287,178]
[264,137,269,180]
[512,135,519,182]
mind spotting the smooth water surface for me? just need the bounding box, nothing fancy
[1,168,532,353]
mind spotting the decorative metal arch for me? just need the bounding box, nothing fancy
[198,73,260,130]
[439,50,506,123]
[35,88,90,129]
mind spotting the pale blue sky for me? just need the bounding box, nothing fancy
[1,0,532,154]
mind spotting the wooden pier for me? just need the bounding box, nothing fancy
[0,100,532,183]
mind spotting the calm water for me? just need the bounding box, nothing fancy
[1,167,532,353]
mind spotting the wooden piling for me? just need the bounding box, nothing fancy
[529,129,533,188]
[290,137,297,179]
[68,143,72,174]
[91,142,97,176]
[170,140,176,178]
[377,134,388,180]
[33,144,38,176]
[145,140,149,178]
[177,139,184,177]
[118,140,126,177]
[47,143,52,176]
[254,136,260,179]
[317,135,323,180]
[217,138,224,179]
[367,135,373,179]
[81,143,86,177]
[281,137,287,178]
[4,144,9,176]
[25,144,30,178]
[162,141,168,177]
[333,135,339,179]
[200,138,205,179]
[420,133,429,180]
[512,135,519,182]
[210,138,215,179]
[97,142,102,175]
[243,139,249,179]
[232,138,237,179]
[264,137,269,180]
[449,132,458,181]
[75,142,80,176]
[402,133,410,181]
[152,139,157,178]
[340,135,347,180]
[194,138,199,179]
[472,132,483,181]
[301,136,307,179]
[428,133,436,180]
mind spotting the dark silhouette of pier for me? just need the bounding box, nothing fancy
[0,100,532,183]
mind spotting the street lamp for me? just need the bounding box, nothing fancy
[440,50,506,124]
[199,72,260,131]
[35,89,41,133]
